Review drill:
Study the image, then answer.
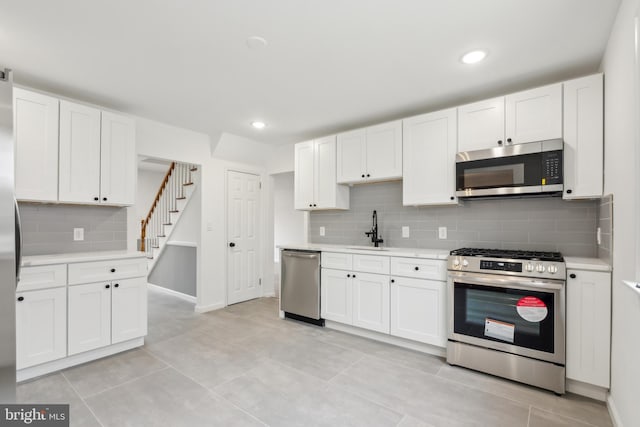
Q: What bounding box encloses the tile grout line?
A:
[138,347,269,427]
[60,371,107,427]
[529,405,609,427]
[526,404,532,427]
[78,365,171,400]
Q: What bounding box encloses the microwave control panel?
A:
[541,150,562,185]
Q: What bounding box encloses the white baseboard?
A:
[18,337,144,382]
[147,283,196,303]
[324,320,446,358]
[194,302,225,313]
[607,394,623,427]
[566,379,608,401]
[262,291,276,298]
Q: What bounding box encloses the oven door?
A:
[448,271,565,365]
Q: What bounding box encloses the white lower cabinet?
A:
[16,287,67,369]
[68,282,112,355]
[352,272,390,333]
[390,277,446,346]
[566,269,611,388]
[321,268,353,324]
[112,278,148,344]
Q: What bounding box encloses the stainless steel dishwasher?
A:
[280,249,323,326]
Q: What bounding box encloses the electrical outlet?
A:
[319,226,326,236]
[402,226,410,238]
[438,226,447,239]
[73,228,84,241]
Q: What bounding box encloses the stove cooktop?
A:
[449,248,564,262]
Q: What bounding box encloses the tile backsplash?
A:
[309,181,598,257]
[18,203,127,256]
[597,194,613,264]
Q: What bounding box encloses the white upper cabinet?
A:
[337,120,402,184]
[458,84,562,152]
[294,136,349,211]
[402,108,458,205]
[100,111,136,205]
[13,88,60,202]
[563,74,603,199]
[457,97,505,152]
[59,100,102,204]
[505,83,562,144]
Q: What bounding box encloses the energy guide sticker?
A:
[516,296,548,322]
[484,318,515,343]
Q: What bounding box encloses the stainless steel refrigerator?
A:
[0,67,18,403]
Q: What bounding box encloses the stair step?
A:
[163,223,172,226]
[146,256,153,260]
[183,182,194,186]
[169,210,179,213]
[152,246,159,249]
[190,167,198,171]
[176,197,186,200]
[157,235,166,238]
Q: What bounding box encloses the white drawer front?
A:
[68,258,147,285]
[18,264,67,292]
[322,252,353,270]
[353,254,390,274]
[390,257,446,281]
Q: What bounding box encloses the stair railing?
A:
[140,162,196,258]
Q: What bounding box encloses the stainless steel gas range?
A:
[446,248,566,394]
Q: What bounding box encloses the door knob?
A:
[229,242,236,248]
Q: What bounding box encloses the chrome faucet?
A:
[365,210,384,247]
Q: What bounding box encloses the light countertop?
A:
[22,250,147,267]
[564,257,611,272]
[277,243,449,260]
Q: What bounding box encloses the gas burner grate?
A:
[450,248,564,262]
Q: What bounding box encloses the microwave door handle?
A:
[449,271,564,291]
[14,198,22,282]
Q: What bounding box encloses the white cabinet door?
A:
[390,277,446,347]
[100,111,136,205]
[16,287,67,369]
[563,74,603,199]
[566,269,611,388]
[13,88,60,202]
[458,97,505,152]
[365,120,402,182]
[315,136,338,208]
[112,277,148,344]
[402,108,458,205]
[321,268,352,324]
[336,129,367,183]
[294,140,316,210]
[352,272,389,333]
[59,101,102,204]
[68,282,111,355]
[505,83,562,144]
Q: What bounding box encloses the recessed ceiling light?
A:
[246,36,268,50]
[251,121,266,129]
[461,50,487,64]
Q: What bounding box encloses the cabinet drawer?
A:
[18,264,67,292]
[322,252,353,270]
[390,257,446,281]
[68,258,147,285]
[353,254,390,274]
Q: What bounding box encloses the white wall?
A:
[273,172,306,261]
[600,0,640,425]
[213,132,273,167]
[170,187,200,244]
[267,142,296,174]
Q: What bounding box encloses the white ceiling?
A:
[0,0,620,145]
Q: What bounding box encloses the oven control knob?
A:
[548,265,558,274]
[462,259,469,268]
[525,263,534,272]
[536,263,545,273]
[453,258,460,267]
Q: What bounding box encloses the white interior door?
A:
[227,171,261,305]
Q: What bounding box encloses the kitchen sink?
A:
[346,247,390,251]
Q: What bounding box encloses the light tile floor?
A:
[18,288,614,427]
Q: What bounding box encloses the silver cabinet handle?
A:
[14,198,22,282]
[283,252,319,259]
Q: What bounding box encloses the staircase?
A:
[141,161,198,272]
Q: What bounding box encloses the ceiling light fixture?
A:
[251,121,266,129]
[461,50,487,64]
[246,36,268,50]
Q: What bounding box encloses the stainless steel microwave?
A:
[455,139,563,198]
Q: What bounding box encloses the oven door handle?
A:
[448,271,564,291]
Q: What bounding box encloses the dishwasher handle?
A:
[282,251,319,259]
